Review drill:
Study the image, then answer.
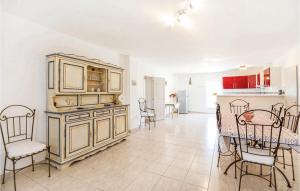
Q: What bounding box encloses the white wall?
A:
[273,45,300,105]
[175,73,222,113]
[130,58,175,128]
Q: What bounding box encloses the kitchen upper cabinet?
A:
[223,77,235,89]
[108,70,122,93]
[264,68,270,87]
[235,76,248,89]
[223,75,257,89]
[248,75,257,88]
[65,120,93,158]
[60,60,87,93]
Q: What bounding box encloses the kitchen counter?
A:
[45,104,129,114]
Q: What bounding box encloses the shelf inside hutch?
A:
[87,66,107,92]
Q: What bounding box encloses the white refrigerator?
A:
[177,90,188,114]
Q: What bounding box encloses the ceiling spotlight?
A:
[163,0,199,28]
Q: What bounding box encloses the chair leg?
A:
[273,166,277,191]
[282,149,286,169]
[238,161,244,191]
[12,158,16,191]
[148,117,151,131]
[2,155,7,184]
[139,117,142,128]
[289,149,295,181]
[48,146,51,178]
[234,148,237,179]
[31,155,35,172]
[217,146,221,167]
[269,166,272,187]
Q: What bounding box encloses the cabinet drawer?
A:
[114,107,127,114]
[93,109,113,117]
[65,112,91,122]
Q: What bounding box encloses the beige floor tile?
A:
[152,176,183,191]
[164,166,189,180]
[124,172,161,191]
[147,162,170,175]
[171,159,193,170]
[185,171,210,189]
[190,161,212,175]
[180,183,207,191]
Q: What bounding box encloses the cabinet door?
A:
[65,120,92,158]
[60,60,87,92]
[264,68,270,87]
[94,116,113,147]
[248,75,257,88]
[113,114,128,139]
[223,77,234,89]
[108,70,122,93]
[235,76,248,89]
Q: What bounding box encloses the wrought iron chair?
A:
[229,99,250,115]
[270,103,284,121]
[0,105,51,191]
[235,109,284,191]
[277,105,300,181]
[138,98,156,130]
[216,104,235,167]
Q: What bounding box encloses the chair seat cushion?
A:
[141,113,155,117]
[242,152,274,166]
[238,147,275,166]
[7,140,46,158]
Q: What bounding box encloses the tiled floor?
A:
[1,113,299,191]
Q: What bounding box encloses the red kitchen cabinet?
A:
[235,76,248,89]
[223,75,258,89]
[223,77,235,89]
[257,73,260,86]
[248,75,257,88]
[264,68,270,87]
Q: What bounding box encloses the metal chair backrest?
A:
[229,99,250,115]
[283,105,300,134]
[216,104,222,133]
[270,102,284,121]
[138,98,147,113]
[235,109,283,163]
[0,105,36,152]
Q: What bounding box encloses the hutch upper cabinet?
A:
[108,70,122,93]
[59,60,87,92]
[46,53,128,169]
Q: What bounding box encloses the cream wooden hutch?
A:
[46,53,129,169]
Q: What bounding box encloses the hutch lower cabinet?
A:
[46,53,129,169]
[47,106,128,169]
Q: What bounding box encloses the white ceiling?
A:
[2,0,299,73]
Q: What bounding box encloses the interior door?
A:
[59,60,87,93]
[153,77,165,120]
